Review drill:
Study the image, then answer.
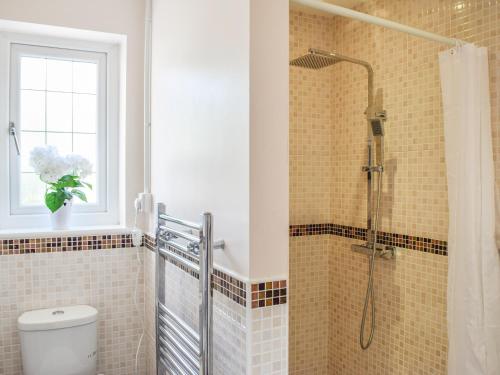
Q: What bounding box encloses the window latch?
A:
[9,122,21,156]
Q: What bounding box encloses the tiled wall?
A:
[289,9,336,226]
[0,247,145,375]
[289,236,330,374]
[144,248,157,375]
[290,0,499,374]
[329,236,447,375]
[250,304,288,375]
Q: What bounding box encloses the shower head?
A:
[290,48,342,69]
[370,118,384,137]
[290,48,373,73]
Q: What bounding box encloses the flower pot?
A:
[50,199,73,230]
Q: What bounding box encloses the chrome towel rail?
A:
[156,203,224,375]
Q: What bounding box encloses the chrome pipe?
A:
[158,322,200,358]
[158,302,200,344]
[200,212,213,375]
[366,142,373,243]
[158,247,200,273]
[159,225,201,244]
[159,214,202,231]
[159,333,200,372]
[155,203,166,375]
[158,351,183,375]
[160,339,198,375]
[157,234,198,256]
[164,239,190,254]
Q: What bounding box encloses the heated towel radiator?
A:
[155,203,223,375]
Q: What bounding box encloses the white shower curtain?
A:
[439,44,500,375]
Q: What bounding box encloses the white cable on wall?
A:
[143,0,153,194]
[132,202,144,375]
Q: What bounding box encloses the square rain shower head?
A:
[289,48,342,69]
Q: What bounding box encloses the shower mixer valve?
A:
[351,242,396,259]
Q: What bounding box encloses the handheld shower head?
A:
[370,118,384,137]
[369,111,387,137]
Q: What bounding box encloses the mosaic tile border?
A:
[289,223,448,256]
[213,269,247,307]
[251,280,287,309]
[0,232,287,308]
[144,234,248,307]
[0,234,133,255]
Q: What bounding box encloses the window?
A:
[0,32,120,229]
[10,44,106,212]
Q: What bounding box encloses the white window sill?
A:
[0,225,131,240]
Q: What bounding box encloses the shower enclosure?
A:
[287,1,472,373]
[291,48,394,350]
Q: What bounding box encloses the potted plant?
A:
[30,146,93,230]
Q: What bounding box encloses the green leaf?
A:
[82,181,93,190]
[58,175,83,188]
[71,189,87,202]
[63,190,73,201]
[45,191,66,213]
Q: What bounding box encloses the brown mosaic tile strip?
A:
[143,233,156,251]
[251,280,287,309]
[376,230,448,256]
[289,223,331,236]
[145,234,248,306]
[212,269,247,306]
[289,223,448,256]
[329,223,366,241]
[0,234,134,255]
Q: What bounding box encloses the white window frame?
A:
[0,32,120,229]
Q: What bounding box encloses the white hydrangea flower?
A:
[65,154,93,179]
[30,146,92,183]
[30,146,69,183]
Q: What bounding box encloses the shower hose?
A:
[360,167,383,350]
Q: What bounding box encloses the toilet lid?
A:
[18,305,98,331]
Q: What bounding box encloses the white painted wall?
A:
[0,0,145,227]
[151,0,250,277]
[249,0,289,281]
[151,0,288,280]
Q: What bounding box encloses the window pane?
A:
[12,46,107,214]
[20,57,46,90]
[73,133,97,170]
[73,94,97,133]
[20,90,45,131]
[20,173,45,206]
[74,173,96,204]
[46,59,72,92]
[20,131,45,172]
[47,132,72,156]
[73,62,97,94]
[46,92,72,132]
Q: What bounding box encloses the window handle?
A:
[9,122,21,156]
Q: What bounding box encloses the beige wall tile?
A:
[289,0,499,374]
[0,248,145,375]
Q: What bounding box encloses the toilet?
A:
[18,305,98,375]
